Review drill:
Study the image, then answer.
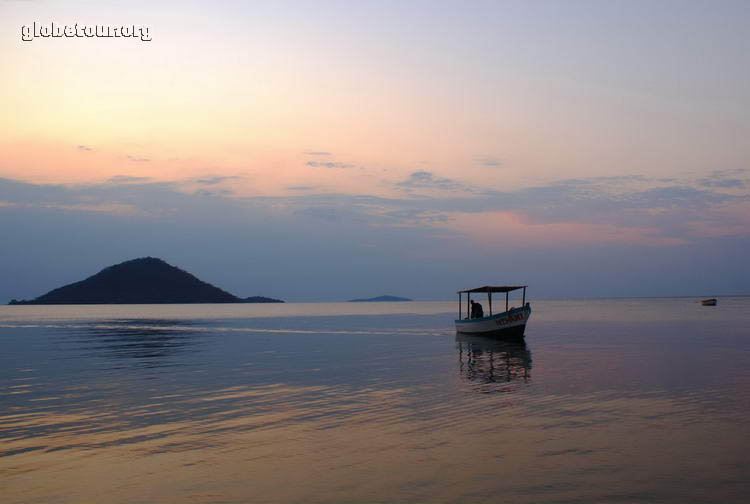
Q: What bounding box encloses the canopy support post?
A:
[458,292,461,319]
[488,290,492,316]
[506,292,509,312]
[523,287,526,306]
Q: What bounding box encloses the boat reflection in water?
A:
[456,333,532,387]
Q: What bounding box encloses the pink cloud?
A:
[445,211,689,248]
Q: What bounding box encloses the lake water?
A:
[2,298,749,503]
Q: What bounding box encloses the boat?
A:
[455,285,531,338]
[701,298,717,306]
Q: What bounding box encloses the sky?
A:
[1,0,749,302]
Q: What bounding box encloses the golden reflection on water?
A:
[4,385,748,503]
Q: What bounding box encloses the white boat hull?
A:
[455,305,531,337]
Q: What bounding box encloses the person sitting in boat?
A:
[470,300,484,319]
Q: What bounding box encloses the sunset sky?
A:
[1,0,749,301]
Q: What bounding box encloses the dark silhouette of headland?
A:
[8,257,284,305]
[348,295,412,302]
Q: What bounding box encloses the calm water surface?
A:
[2,299,749,503]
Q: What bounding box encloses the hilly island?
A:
[8,257,283,305]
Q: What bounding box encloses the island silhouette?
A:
[8,257,283,305]
[348,295,412,302]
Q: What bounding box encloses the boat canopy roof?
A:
[457,285,526,294]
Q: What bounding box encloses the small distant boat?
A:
[455,285,531,338]
[701,298,717,306]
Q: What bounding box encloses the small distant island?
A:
[8,257,284,305]
[348,295,412,303]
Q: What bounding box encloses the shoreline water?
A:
[2,297,749,503]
